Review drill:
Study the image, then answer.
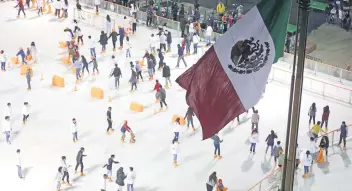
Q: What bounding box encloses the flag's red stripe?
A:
[176,47,246,140]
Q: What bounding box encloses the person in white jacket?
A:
[126,36,132,58]
[251,110,260,130]
[188,22,194,38]
[61,156,72,186]
[101,174,108,191]
[308,137,318,160]
[62,0,68,18]
[159,32,167,52]
[301,150,312,178]
[16,149,24,178]
[94,0,101,15]
[126,167,136,191]
[250,129,259,154]
[56,167,64,191]
[0,50,7,71]
[30,42,38,64]
[2,116,12,144]
[173,118,182,142]
[205,25,213,46]
[87,36,97,58]
[3,102,12,118]
[192,33,200,54]
[37,0,44,15]
[105,15,112,35]
[171,139,180,167]
[22,102,30,125]
[149,34,157,55]
[71,118,78,142]
[53,0,63,18]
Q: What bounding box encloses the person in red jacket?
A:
[15,0,26,18]
[153,80,161,102]
[321,105,330,131]
[120,120,135,143]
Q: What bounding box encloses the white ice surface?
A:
[0,2,351,191]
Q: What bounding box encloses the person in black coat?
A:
[180,18,187,37]
[162,63,171,88]
[110,64,122,89]
[150,53,157,74]
[98,30,108,53]
[184,106,195,130]
[108,29,119,52]
[319,135,329,156]
[81,55,89,76]
[157,49,164,70]
[115,167,127,190]
[74,147,86,176]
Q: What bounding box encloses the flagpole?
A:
[281,0,310,190]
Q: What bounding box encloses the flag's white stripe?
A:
[214,6,275,110]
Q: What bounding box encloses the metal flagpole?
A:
[281,0,311,190]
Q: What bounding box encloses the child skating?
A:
[22,102,30,125]
[120,120,135,143]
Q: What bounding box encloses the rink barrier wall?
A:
[52,75,65,87]
[74,7,117,31]
[248,125,352,191]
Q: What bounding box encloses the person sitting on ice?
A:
[120,120,135,143]
[16,48,26,64]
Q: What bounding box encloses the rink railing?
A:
[270,65,352,104]
[73,8,117,31]
[248,125,352,191]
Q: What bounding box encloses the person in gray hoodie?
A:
[129,64,138,91]
[184,107,195,131]
[25,67,31,90]
[211,134,223,159]
[115,167,127,191]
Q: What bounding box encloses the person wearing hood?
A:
[2,116,12,144]
[88,56,99,75]
[115,167,127,191]
[118,26,125,49]
[0,50,7,71]
[98,31,108,54]
[71,118,78,142]
[126,167,136,191]
[171,139,180,167]
[108,29,119,52]
[135,61,143,82]
[250,129,259,154]
[22,102,30,125]
[103,155,119,182]
[265,130,277,154]
[61,156,72,186]
[25,67,32,91]
[162,62,171,88]
[111,64,122,89]
[74,147,86,176]
[184,107,195,131]
[129,63,138,92]
[81,55,89,76]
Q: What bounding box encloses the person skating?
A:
[126,36,131,58]
[295,144,302,169]
[173,118,182,142]
[184,107,195,131]
[62,0,69,18]
[111,64,122,89]
[106,107,113,134]
[56,167,64,191]
[184,34,191,56]
[217,179,228,191]
[30,42,37,64]
[37,0,44,15]
[53,0,62,18]
[88,56,99,75]
[265,130,277,154]
[308,102,317,125]
[159,32,167,52]
[338,121,348,150]
[176,44,187,67]
[25,67,32,90]
[2,116,12,144]
[321,105,330,131]
[15,0,26,18]
[101,174,108,191]
[115,167,127,191]
[129,64,138,92]
[205,25,213,46]
[105,15,112,35]
[150,53,157,74]
[61,156,72,186]
[77,28,84,46]
[273,141,282,164]
[0,50,7,71]
[76,0,84,19]
[108,29,118,52]
[319,135,329,157]
[70,118,78,142]
[98,31,108,54]
[16,48,26,64]
[251,110,259,130]
[81,55,89,76]
[16,149,24,179]
[157,49,164,70]
[301,150,312,178]
[94,0,100,15]
[126,167,136,191]
[308,137,318,161]
[166,31,172,52]
[192,33,200,54]
[121,120,135,143]
[131,14,137,34]
[211,133,223,159]
[74,147,86,176]
[102,154,119,182]
[4,103,12,118]
[171,138,180,167]
[153,79,161,102]
[159,85,168,111]
[149,34,157,54]
[206,172,218,191]
[249,129,259,154]
[87,36,97,58]
[162,62,171,88]
[118,25,125,49]
[22,102,30,125]
[73,59,82,82]
[135,61,143,82]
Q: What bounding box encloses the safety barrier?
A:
[73,8,116,31]
[248,125,352,191]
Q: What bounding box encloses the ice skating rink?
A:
[0,2,351,191]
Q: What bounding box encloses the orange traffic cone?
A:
[316,148,325,163]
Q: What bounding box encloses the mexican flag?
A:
[176,0,291,140]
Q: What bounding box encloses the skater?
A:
[105,15,112,35]
[173,118,181,142]
[211,133,223,159]
[98,31,108,54]
[115,167,127,191]
[129,64,138,91]
[111,64,122,89]
[0,50,7,71]
[22,102,30,125]
[265,130,277,154]
[94,0,100,15]
[150,53,157,74]
[131,14,137,34]
[308,137,318,161]
[278,149,285,168]
[249,129,259,154]
[77,28,84,45]
[338,121,348,150]
[192,33,200,54]
[75,147,86,176]
[296,144,302,169]
[205,25,213,46]
[30,42,37,64]
[81,55,89,76]
[206,172,218,191]
[308,102,317,124]
[108,29,118,52]
[16,48,26,64]
[251,110,259,130]
[159,85,168,111]
[184,107,195,131]
[15,0,26,18]
[166,31,172,52]
[53,0,62,18]
[301,150,312,178]
[3,103,12,118]
[61,156,72,186]
[25,67,32,90]
[101,174,108,191]
[56,167,64,191]
[171,138,180,167]
[89,56,99,75]
[147,57,154,80]
[153,80,161,101]
[157,49,164,70]
[311,121,325,141]
[149,34,156,54]
[103,155,119,182]
[37,0,44,15]
[118,26,125,49]
[159,32,167,52]
[321,105,330,130]
[15,149,24,179]
[135,61,143,82]
[126,36,131,58]
[162,62,171,88]
[106,107,113,134]
[146,5,153,26]
[185,34,191,56]
[87,36,96,58]
[76,0,83,19]
[2,116,12,144]
[71,118,78,142]
[73,59,82,81]
[126,167,136,191]
[121,120,135,143]
[176,44,187,67]
[62,0,68,18]
[273,141,282,164]
[319,135,329,156]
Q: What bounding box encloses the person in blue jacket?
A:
[338,121,348,149]
[118,26,125,49]
[16,48,26,64]
[176,44,187,67]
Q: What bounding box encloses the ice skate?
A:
[192,127,196,132]
[74,170,78,174]
[173,162,179,167]
[66,183,72,186]
[61,180,66,184]
[155,99,160,103]
[108,178,113,182]
[80,172,85,176]
[113,48,116,52]
[165,106,168,110]
[106,131,110,135]
[214,154,217,158]
[165,84,169,89]
[96,12,99,16]
[73,139,76,143]
[159,107,163,112]
[109,128,114,133]
[218,155,222,159]
[120,137,125,142]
